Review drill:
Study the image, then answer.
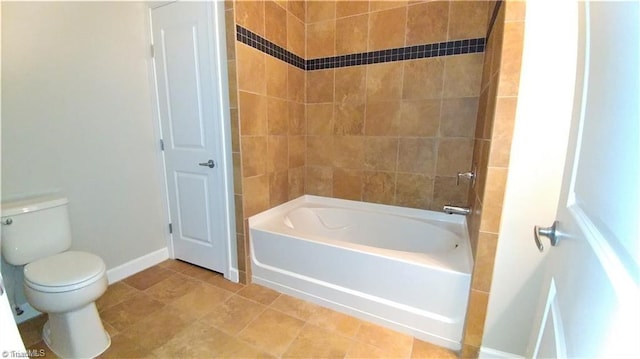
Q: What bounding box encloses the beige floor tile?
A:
[100,333,149,359]
[345,340,392,358]
[200,294,267,335]
[143,272,201,304]
[17,314,47,347]
[411,338,458,358]
[118,305,191,352]
[167,282,233,319]
[283,323,353,358]
[355,322,414,358]
[102,320,119,337]
[96,281,140,312]
[237,283,281,305]
[199,271,246,292]
[238,308,305,356]
[157,258,196,272]
[307,306,364,338]
[27,340,59,358]
[123,265,174,290]
[270,294,325,321]
[100,293,165,332]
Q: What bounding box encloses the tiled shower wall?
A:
[461,1,526,357]
[226,1,307,283]
[304,1,489,211]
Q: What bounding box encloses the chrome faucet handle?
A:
[456,171,476,186]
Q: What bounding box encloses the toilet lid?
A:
[24,251,106,290]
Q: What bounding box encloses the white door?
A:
[529,1,640,357]
[151,2,228,273]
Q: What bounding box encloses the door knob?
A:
[198,159,215,168]
[534,221,559,252]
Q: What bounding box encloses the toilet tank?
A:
[1,195,72,266]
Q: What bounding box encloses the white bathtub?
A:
[249,195,472,350]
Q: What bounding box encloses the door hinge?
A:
[160,139,165,151]
[168,223,173,234]
[150,44,155,58]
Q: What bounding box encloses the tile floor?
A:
[18,259,458,358]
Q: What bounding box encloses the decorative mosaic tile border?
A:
[236,25,485,72]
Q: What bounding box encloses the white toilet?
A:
[1,195,110,358]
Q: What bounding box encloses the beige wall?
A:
[305,1,489,211]
[461,1,526,357]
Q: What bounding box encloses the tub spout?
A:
[443,205,471,215]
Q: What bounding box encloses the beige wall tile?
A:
[364,137,399,171]
[234,194,243,233]
[368,7,407,51]
[235,1,265,37]
[227,60,238,108]
[288,166,305,199]
[505,0,526,22]
[370,0,408,12]
[448,1,489,40]
[333,135,365,169]
[333,168,363,200]
[443,53,484,98]
[307,69,335,103]
[242,175,269,217]
[488,97,517,167]
[479,167,508,233]
[336,14,369,55]
[336,0,369,18]
[287,0,306,22]
[362,171,396,204]
[230,108,240,152]
[239,91,267,136]
[225,9,236,61]
[288,101,306,135]
[397,137,437,175]
[440,97,479,138]
[472,231,498,292]
[306,165,333,196]
[490,6,506,77]
[334,102,365,135]
[436,138,474,177]
[396,99,440,137]
[288,65,305,103]
[307,136,334,167]
[241,136,267,177]
[287,12,305,57]
[366,62,403,101]
[335,66,367,104]
[463,290,489,347]
[395,173,434,209]
[269,170,289,207]
[406,1,449,45]
[307,20,336,59]
[498,21,525,96]
[403,58,444,100]
[307,1,336,23]
[432,176,469,211]
[365,101,401,136]
[236,44,266,94]
[267,135,288,172]
[265,0,287,47]
[266,55,288,99]
[307,103,335,135]
[267,97,289,135]
[289,135,306,168]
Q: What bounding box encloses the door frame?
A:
[145,1,238,282]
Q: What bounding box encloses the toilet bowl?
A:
[1,196,111,358]
[23,251,110,358]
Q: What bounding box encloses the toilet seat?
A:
[24,251,106,293]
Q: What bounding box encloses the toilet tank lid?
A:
[1,195,68,217]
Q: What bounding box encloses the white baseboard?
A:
[106,247,169,284]
[225,267,239,283]
[479,346,524,359]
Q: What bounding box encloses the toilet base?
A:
[43,302,110,358]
